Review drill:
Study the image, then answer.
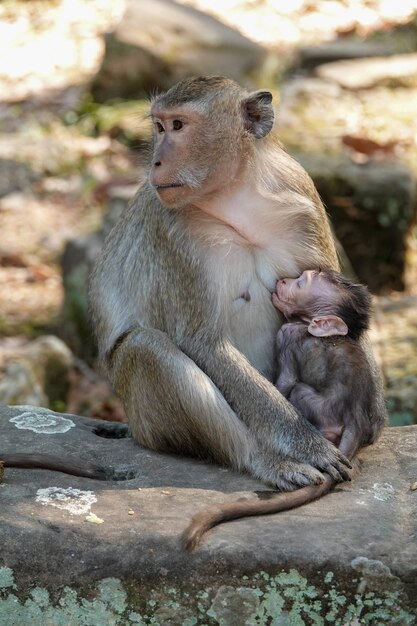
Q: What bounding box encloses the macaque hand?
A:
[290,428,352,483]
[250,449,326,491]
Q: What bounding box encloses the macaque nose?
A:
[154,160,162,167]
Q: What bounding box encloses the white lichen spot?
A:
[36,487,97,515]
[371,482,395,501]
[0,567,16,590]
[10,407,75,434]
[351,556,393,577]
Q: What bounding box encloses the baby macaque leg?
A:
[288,382,342,446]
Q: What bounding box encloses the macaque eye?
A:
[172,119,183,131]
[155,122,164,133]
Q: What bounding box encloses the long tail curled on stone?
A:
[1,453,109,480]
[182,439,359,552]
[181,475,335,552]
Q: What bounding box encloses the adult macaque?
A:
[182,269,386,550]
[89,76,385,541]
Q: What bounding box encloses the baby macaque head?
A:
[272,269,371,339]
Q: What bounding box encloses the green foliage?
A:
[63,93,150,148]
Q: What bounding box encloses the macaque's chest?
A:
[201,228,303,380]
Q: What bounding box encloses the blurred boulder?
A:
[298,41,391,71]
[60,232,103,361]
[316,53,417,89]
[0,335,126,420]
[0,335,72,408]
[373,294,417,426]
[60,184,137,360]
[0,158,40,197]
[92,0,266,100]
[295,153,416,293]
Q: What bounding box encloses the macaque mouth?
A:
[156,183,184,190]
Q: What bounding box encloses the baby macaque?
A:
[181,268,386,551]
[182,270,386,551]
[272,268,380,458]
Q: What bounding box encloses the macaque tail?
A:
[181,475,334,552]
[1,453,109,480]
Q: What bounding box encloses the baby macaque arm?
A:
[275,323,305,397]
[288,382,324,420]
[276,365,297,398]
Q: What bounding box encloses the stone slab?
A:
[1,404,416,624]
[93,0,266,100]
[316,53,417,89]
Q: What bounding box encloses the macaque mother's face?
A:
[272,270,337,319]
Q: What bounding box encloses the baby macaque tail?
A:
[181,475,335,552]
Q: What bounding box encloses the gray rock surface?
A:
[1,404,416,624]
[0,336,72,407]
[92,0,266,100]
[374,294,417,426]
[295,154,416,293]
[298,41,391,70]
[60,184,138,359]
[0,158,40,197]
[316,52,417,89]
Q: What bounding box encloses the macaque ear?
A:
[308,315,348,338]
[242,91,274,138]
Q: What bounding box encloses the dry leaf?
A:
[85,512,104,524]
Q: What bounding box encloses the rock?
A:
[60,232,103,360]
[60,184,137,360]
[0,336,72,408]
[0,158,41,197]
[0,336,124,420]
[373,294,417,425]
[92,0,266,101]
[0,404,416,623]
[294,154,416,293]
[316,52,417,89]
[298,41,391,71]
[0,0,122,104]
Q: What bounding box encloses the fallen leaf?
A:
[85,512,104,524]
[342,134,404,156]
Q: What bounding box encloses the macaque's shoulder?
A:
[277,322,311,351]
[278,322,309,340]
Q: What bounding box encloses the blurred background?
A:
[0,0,416,427]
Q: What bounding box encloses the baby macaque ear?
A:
[242,91,274,138]
[308,315,348,337]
